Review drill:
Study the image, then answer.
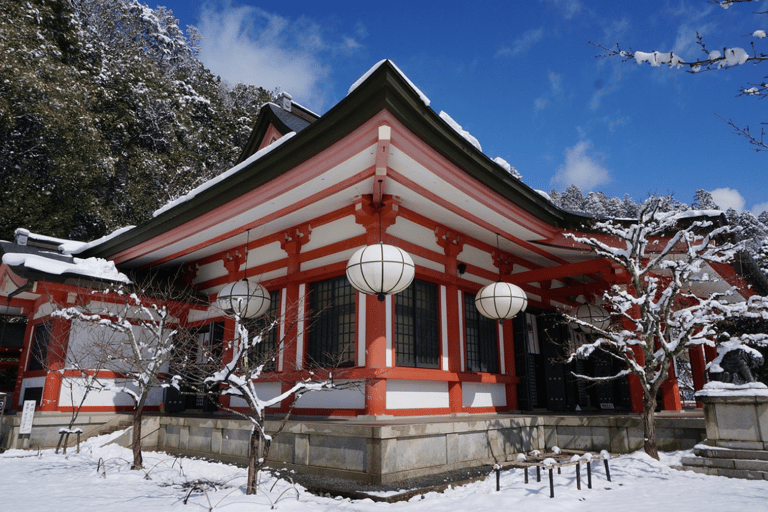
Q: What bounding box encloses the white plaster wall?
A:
[33,302,56,319]
[56,378,161,408]
[229,381,283,408]
[187,306,220,324]
[194,259,227,287]
[386,379,449,409]
[462,382,506,408]
[301,217,363,253]
[66,320,170,374]
[295,380,366,409]
[301,251,352,272]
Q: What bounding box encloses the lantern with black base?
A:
[570,303,610,334]
[215,230,271,319]
[475,281,528,323]
[216,279,271,319]
[346,243,415,301]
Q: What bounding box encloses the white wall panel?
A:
[462,382,506,408]
[386,379,449,409]
[295,380,366,409]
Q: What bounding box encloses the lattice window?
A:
[243,289,281,371]
[464,292,499,373]
[395,279,440,368]
[308,276,356,366]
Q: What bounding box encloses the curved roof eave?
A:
[83,60,589,261]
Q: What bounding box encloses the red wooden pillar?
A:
[40,292,72,412]
[493,249,518,412]
[660,362,682,411]
[436,228,464,413]
[689,345,706,408]
[364,294,388,416]
[216,316,237,410]
[354,194,400,416]
[503,320,518,410]
[627,345,645,413]
[704,345,718,367]
[277,226,310,414]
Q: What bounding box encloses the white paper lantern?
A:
[216,279,271,319]
[571,303,611,333]
[346,243,415,300]
[475,282,528,322]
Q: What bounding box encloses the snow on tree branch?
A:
[562,196,768,459]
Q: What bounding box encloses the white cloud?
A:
[710,187,746,212]
[548,71,563,96]
[540,0,583,19]
[534,72,563,112]
[551,140,612,191]
[666,2,716,60]
[496,28,545,58]
[195,2,363,110]
[752,201,768,216]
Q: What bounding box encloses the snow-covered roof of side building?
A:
[0,230,130,285]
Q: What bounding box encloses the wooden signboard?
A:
[19,400,36,435]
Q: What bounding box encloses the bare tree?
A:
[50,273,202,469]
[564,198,768,459]
[41,322,112,454]
[176,300,353,495]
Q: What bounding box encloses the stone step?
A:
[684,455,768,471]
[681,462,768,481]
[694,445,768,461]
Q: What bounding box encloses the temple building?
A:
[0,60,758,420]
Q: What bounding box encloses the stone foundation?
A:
[155,412,703,484]
[1,411,705,484]
[682,384,768,480]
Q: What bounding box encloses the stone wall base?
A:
[1,412,705,484]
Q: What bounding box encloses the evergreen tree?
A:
[692,189,720,210]
[583,191,608,216]
[548,189,562,208]
[559,184,585,212]
[0,0,273,242]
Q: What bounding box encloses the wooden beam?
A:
[507,258,613,285]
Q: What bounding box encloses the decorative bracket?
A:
[223,249,245,279]
[435,227,464,259]
[281,224,313,256]
[353,194,401,243]
[493,249,515,276]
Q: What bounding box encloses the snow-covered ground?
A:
[0,432,765,512]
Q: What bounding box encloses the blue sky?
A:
[156,0,768,215]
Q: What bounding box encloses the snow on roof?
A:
[493,157,522,179]
[347,59,431,107]
[672,209,723,219]
[15,228,76,248]
[439,111,481,152]
[152,132,296,218]
[2,252,130,283]
[65,225,136,255]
